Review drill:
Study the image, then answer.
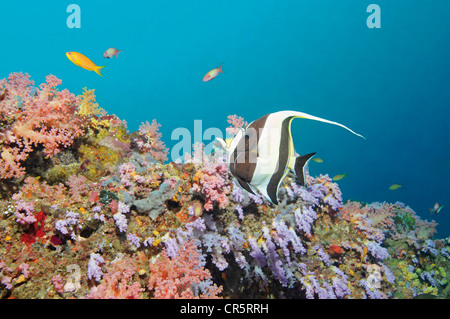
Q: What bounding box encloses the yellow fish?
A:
[332,174,346,181]
[312,158,324,163]
[66,52,105,77]
[361,245,368,262]
[389,184,403,190]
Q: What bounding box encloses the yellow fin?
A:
[94,66,105,77]
[224,138,233,148]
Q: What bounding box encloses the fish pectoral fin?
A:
[294,152,316,186]
[234,176,255,195]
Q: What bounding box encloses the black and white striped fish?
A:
[216,110,365,205]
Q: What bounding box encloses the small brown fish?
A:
[0,89,7,102]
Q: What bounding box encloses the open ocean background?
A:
[1,0,449,237]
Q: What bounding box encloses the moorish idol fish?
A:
[216,110,365,205]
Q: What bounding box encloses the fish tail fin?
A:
[218,63,224,73]
[294,152,316,186]
[95,66,106,77]
[286,111,366,140]
[114,50,122,58]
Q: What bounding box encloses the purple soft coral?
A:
[14,200,36,225]
[87,253,104,282]
[113,212,127,233]
[261,227,289,287]
[366,241,390,260]
[294,206,317,237]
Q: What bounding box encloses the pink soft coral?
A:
[148,240,222,299]
[193,162,230,211]
[87,256,144,299]
[226,114,247,136]
[0,73,85,179]
[190,144,230,211]
[136,119,169,162]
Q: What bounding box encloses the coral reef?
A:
[0,73,448,299]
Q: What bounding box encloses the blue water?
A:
[1,1,449,236]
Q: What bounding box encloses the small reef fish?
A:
[312,158,324,163]
[361,245,368,262]
[103,47,122,59]
[0,89,6,102]
[389,184,403,190]
[332,174,346,181]
[66,52,105,77]
[430,203,443,216]
[186,201,203,223]
[215,110,365,204]
[203,64,223,82]
[326,244,343,255]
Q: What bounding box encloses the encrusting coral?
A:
[0,73,448,299]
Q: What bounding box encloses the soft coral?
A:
[148,239,222,298]
[20,211,46,245]
[0,73,85,179]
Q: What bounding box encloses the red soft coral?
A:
[148,240,222,299]
[20,211,46,245]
